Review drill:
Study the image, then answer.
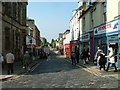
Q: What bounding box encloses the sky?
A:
[27,2,78,43]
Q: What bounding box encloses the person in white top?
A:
[105,48,117,72]
[6,51,15,74]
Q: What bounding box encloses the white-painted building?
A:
[63,30,71,45]
[70,9,81,41]
[107,0,120,22]
[63,30,71,56]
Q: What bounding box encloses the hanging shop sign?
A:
[26,36,36,45]
[94,19,119,35]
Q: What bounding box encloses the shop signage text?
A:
[80,33,90,41]
[94,19,119,35]
[98,24,111,31]
[108,36,118,43]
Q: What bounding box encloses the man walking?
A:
[81,49,88,65]
[95,46,102,68]
[71,52,76,65]
[75,50,79,64]
[6,51,15,75]
[23,51,32,72]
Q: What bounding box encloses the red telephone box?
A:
[65,43,71,58]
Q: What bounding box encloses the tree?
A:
[51,39,56,48]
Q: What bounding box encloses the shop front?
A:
[80,33,90,55]
[106,19,119,67]
[94,18,120,67]
[94,36,107,55]
[94,22,108,55]
[107,35,118,66]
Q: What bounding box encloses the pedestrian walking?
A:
[98,50,107,71]
[71,52,76,65]
[0,53,4,69]
[75,50,79,64]
[86,48,90,61]
[23,51,32,72]
[95,46,102,68]
[81,49,88,65]
[105,48,118,72]
[6,51,15,75]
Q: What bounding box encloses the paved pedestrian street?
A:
[1,51,119,88]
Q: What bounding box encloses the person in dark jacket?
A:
[86,48,90,61]
[98,50,106,71]
[75,50,79,64]
[81,49,88,65]
[71,52,76,65]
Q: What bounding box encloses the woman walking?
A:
[98,50,107,71]
[81,49,88,65]
[105,48,118,72]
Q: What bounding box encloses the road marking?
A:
[65,59,119,77]
[31,62,41,72]
[102,74,119,77]
[76,64,101,77]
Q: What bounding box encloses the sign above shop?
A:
[80,33,90,41]
[94,19,119,35]
[70,40,78,44]
[108,35,118,43]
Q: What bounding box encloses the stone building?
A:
[35,25,41,46]
[26,19,41,46]
[0,2,28,60]
[78,1,107,61]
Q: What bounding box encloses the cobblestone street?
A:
[1,51,119,88]
[1,1,120,90]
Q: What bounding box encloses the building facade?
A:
[70,0,120,67]
[63,30,71,58]
[26,19,41,56]
[26,19,41,46]
[0,2,27,60]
